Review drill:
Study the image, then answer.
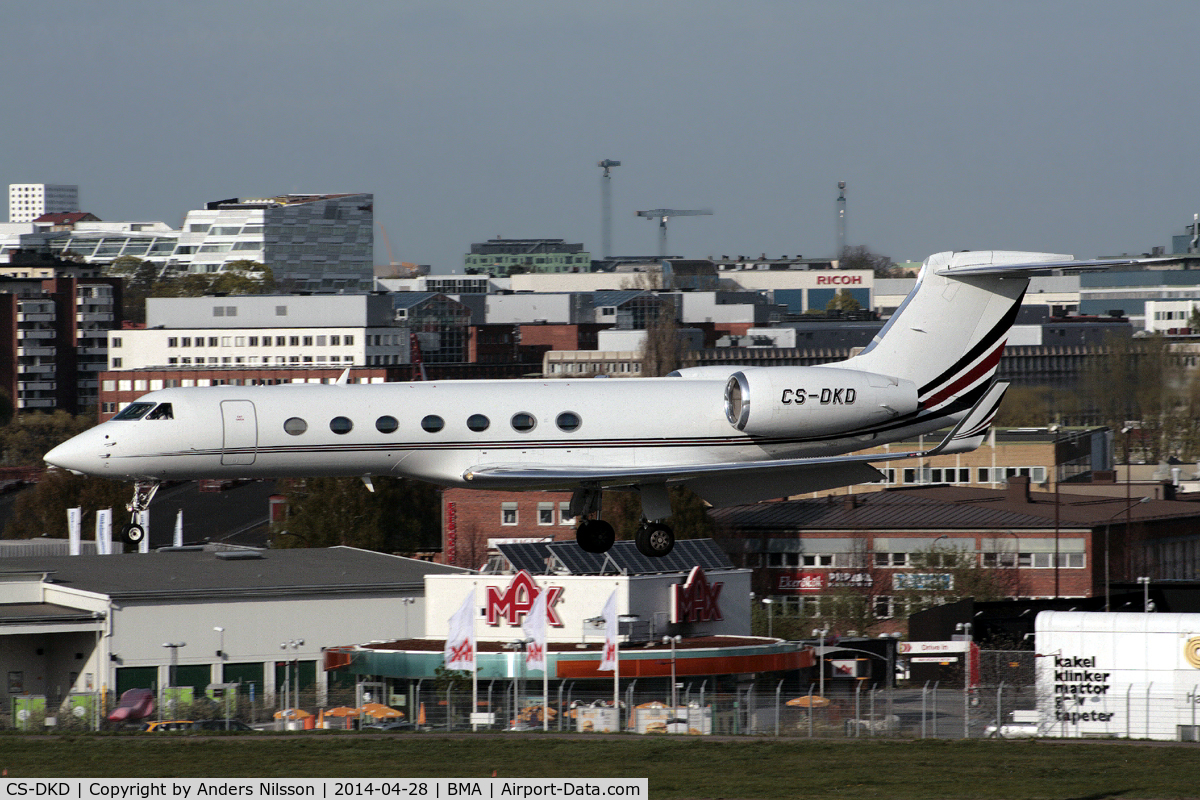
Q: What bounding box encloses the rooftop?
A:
[0,546,467,600]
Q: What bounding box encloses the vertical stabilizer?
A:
[842,251,1069,415]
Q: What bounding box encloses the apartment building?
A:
[8,184,79,223]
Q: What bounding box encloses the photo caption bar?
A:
[0,780,647,800]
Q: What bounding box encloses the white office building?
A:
[8,184,79,223]
[172,194,374,291]
[107,295,413,372]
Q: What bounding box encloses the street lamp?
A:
[955,622,971,739]
[161,642,186,719]
[1105,497,1150,611]
[662,636,681,709]
[762,598,775,639]
[812,628,830,700]
[281,639,304,713]
[1137,576,1153,612]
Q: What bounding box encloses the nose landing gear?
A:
[120,481,161,544]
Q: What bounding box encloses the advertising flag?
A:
[598,590,619,672]
[137,509,151,554]
[95,509,112,555]
[444,589,477,673]
[522,586,548,672]
[173,509,184,548]
[67,508,81,556]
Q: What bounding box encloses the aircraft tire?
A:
[122,523,145,544]
[636,522,674,558]
[576,519,615,553]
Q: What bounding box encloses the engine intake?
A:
[724,366,918,437]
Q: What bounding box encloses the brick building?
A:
[441,487,577,570]
[709,478,1200,634]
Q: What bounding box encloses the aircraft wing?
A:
[935,256,1164,277]
[463,382,1011,505]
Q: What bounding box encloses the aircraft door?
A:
[220,400,257,466]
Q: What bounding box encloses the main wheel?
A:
[576,519,616,553]
[636,522,675,558]
[121,523,145,544]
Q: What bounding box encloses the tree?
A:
[839,245,895,279]
[0,410,96,467]
[825,289,862,313]
[273,476,440,554]
[640,296,687,377]
[6,468,128,539]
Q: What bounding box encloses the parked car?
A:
[191,719,255,732]
[141,720,194,732]
[361,720,416,732]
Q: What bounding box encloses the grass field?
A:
[2,733,1199,799]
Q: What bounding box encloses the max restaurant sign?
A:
[482,567,725,629]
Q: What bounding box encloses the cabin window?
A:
[421,415,444,433]
[113,402,154,421]
[376,415,398,434]
[330,416,353,435]
[284,417,308,436]
[556,411,581,432]
[146,403,173,420]
[511,412,536,433]
[467,414,490,432]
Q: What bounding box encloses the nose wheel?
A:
[122,481,161,544]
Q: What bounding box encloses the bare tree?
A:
[839,245,895,278]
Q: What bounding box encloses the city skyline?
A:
[2,1,1198,272]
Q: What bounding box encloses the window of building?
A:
[559,502,574,526]
[111,337,122,348]
[168,337,178,348]
[276,306,287,316]
[111,358,122,368]
[501,503,518,526]
[344,335,354,346]
[331,335,340,346]
[538,503,554,526]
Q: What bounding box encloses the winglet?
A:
[923,381,1009,457]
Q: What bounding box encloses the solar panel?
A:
[543,538,735,576]
[496,542,552,574]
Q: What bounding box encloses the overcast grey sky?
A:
[4,1,1197,271]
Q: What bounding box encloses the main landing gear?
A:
[120,481,161,544]
[569,485,676,559]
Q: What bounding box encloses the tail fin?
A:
[843,251,1069,416]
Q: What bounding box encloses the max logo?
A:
[672,566,723,623]
[486,570,563,627]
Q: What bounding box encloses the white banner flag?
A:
[67,508,81,555]
[95,509,112,555]
[444,589,476,673]
[173,509,184,548]
[137,509,151,553]
[522,586,548,672]
[598,590,619,672]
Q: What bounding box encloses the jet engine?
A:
[724,366,918,437]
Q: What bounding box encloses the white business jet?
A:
[44,251,1133,557]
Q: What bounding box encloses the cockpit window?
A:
[146,403,173,420]
[113,402,155,421]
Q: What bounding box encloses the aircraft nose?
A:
[44,433,102,475]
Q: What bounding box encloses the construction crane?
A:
[635,208,712,259]
[598,159,620,260]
